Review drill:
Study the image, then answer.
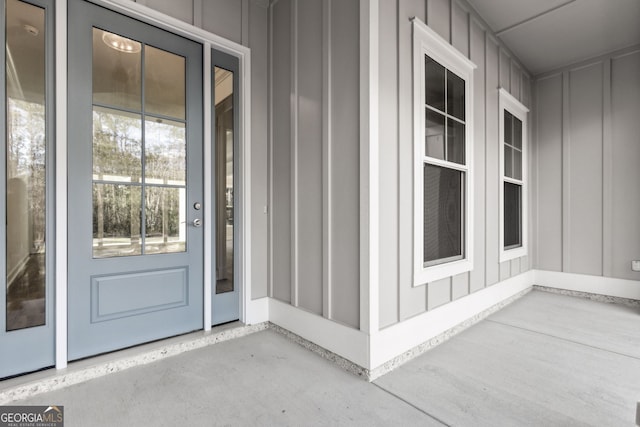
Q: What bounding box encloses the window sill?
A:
[499,246,527,263]
[413,258,473,286]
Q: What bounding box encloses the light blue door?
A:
[67,0,204,360]
[0,0,55,379]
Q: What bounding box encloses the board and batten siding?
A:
[534,46,640,282]
[131,0,271,300]
[378,0,533,328]
[268,0,361,328]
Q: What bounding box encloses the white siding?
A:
[268,0,361,329]
[378,0,533,328]
[535,47,640,282]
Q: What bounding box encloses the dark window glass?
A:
[424,164,464,264]
[505,146,513,178]
[425,110,445,160]
[513,116,522,150]
[425,55,445,112]
[504,111,513,145]
[504,110,523,180]
[513,149,522,180]
[447,119,465,165]
[447,71,465,121]
[504,182,521,248]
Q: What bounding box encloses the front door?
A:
[67,0,204,360]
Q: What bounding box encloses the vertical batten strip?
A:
[358,0,380,336]
[56,0,69,370]
[322,0,332,319]
[241,0,250,46]
[448,0,453,44]
[483,31,489,289]
[193,0,203,28]
[602,58,613,277]
[394,0,401,322]
[290,0,299,306]
[561,71,571,272]
[532,79,539,270]
[267,3,274,298]
[242,48,253,322]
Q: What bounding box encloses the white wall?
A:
[534,46,640,282]
[268,0,361,329]
[378,0,533,329]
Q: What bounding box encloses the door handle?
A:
[193,218,202,227]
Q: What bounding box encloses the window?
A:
[412,18,476,285]
[499,88,528,262]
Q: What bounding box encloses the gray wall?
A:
[378,0,533,328]
[269,0,361,329]
[132,0,270,300]
[534,47,640,282]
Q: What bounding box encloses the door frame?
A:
[55,0,254,370]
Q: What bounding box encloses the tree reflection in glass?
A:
[6,0,47,331]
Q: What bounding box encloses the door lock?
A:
[193,202,202,210]
[193,218,202,227]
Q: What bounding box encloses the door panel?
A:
[68,0,203,360]
[0,0,55,379]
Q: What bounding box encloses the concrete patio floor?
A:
[8,290,640,426]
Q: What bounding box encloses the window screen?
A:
[424,164,464,264]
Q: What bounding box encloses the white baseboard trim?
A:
[268,298,369,368]
[369,270,534,372]
[245,297,269,325]
[534,270,640,301]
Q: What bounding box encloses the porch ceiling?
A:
[466,0,640,75]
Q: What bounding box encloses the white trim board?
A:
[370,270,534,369]
[245,297,269,325]
[268,298,369,368]
[55,0,69,371]
[534,270,640,300]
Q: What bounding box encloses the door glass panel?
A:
[144,186,186,254]
[93,184,142,258]
[6,0,46,331]
[92,28,141,110]
[145,118,185,185]
[145,45,185,120]
[215,67,234,294]
[91,27,188,258]
[93,107,142,182]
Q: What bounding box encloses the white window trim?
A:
[498,88,528,263]
[412,17,476,286]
